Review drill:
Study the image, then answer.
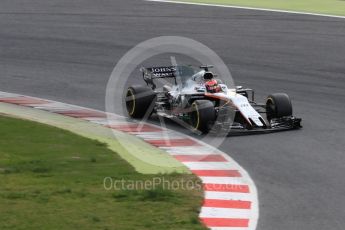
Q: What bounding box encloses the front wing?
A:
[226,116,302,136]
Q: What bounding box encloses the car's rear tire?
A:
[266,93,293,121]
[125,85,156,119]
[190,100,216,134]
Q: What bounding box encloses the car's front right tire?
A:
[266,93,293,121]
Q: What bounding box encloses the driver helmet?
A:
[204,72,221,93]
[203,72,214,80]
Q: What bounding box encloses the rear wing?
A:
[140,66,177,89]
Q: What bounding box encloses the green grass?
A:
[0,101,188,174]
[172,0,345,16]
[0,116,206,230]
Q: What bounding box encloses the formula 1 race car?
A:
[125,65,302,135]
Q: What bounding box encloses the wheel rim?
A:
[190,103,200,130]
[266,98,275,120]
[126,89,135,116]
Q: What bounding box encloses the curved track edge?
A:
[0,91,259,230]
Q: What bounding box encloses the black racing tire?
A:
[190,100,216,134]
[125,85,156,119]
[266,93,293,121]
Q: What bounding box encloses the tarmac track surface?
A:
[1,0,345,229]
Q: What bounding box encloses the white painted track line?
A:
[200,176,247,185]
[205,191,253,201]
[183,162,237,170]
[161,146,218,155]
[200,207,251,219]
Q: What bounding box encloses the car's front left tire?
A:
[190,100,216,134]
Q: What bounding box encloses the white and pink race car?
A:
[125,65,302,135]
